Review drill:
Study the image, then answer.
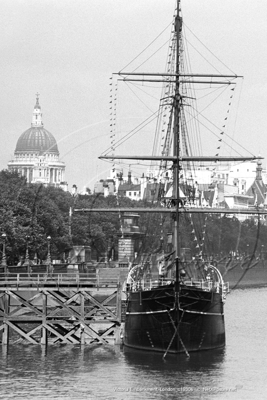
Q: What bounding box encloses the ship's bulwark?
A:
[124,284,225,354]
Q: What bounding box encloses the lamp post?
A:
[1,233,7,275]
[25,235,31,275]
[46,236,53,276]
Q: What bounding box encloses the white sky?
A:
[0,0,267,191]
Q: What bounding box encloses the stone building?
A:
[8,95,67,189]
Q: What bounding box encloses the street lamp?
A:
[46,236,53,276]
[24,235,31,275]
[47,236,51,263]
[1,233,7,275]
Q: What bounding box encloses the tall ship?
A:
[81,1,264,354]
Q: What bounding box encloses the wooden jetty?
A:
[0,268,128,346]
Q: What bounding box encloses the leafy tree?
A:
[0,170,73,264]
[1,168,267,265]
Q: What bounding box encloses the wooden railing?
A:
[0,272,122,289]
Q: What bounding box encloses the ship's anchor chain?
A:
[162,310,190,360]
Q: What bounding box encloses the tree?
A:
[0,170,73,263]
[1,168,267,264]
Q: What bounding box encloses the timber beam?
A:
[0,286,123,346]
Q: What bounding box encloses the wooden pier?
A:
[0,268,128,346]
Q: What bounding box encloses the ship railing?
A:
[127,278,230,295]
[222,281,230,300]
[184,279,230,294]
[128,279,212,292]
[128,279,172,291]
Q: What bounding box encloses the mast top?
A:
[176,0,182,33]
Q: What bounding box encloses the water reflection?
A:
[0,344,126,400]
[118,347,226,399]
[0,344,226,399]
[123,346,225,372]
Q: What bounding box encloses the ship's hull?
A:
[124,284,225,354]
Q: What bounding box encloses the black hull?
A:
[124,284,225,354]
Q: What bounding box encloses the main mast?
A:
[174,0,182,258]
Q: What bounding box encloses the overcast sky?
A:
[0,0,267,192]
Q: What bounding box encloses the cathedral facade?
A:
[8,95,66,189]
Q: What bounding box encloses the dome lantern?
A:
[31,92,43,127]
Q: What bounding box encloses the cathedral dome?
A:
[8,94,66,188]
[15,127,59,154]
[14,94,59,155]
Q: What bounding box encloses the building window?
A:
[134,192,136,196]
[129,192,131,196]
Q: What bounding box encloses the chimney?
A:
[128,170,132,185]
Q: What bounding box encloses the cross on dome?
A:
[34,92,41,110]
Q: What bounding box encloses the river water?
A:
[0,287,266,399]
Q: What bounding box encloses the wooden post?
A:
[2,343,8,358]
[115,283,122,345]
[2,292,10,345]
[41,291,47,345]
[80,292,85,345]
[41,345,47,358]
[116,283,122,322]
